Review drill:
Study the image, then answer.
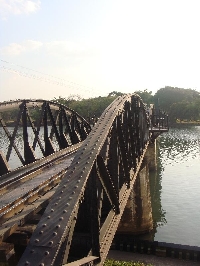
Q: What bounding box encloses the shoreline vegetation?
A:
[104,259,153,266]
[1,86,200,126]
[169,120,200,127]
[2,120,200,127]
[175,120,200,125]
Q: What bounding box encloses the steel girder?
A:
[0,99,91,176]
[17,94,151,266]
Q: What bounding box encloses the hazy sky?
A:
[1,0,200,101]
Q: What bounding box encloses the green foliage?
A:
[104,259,153,266]
[69,96,117,118]
[2,87,200,125]
[53,87,200,123]
[154,86,200,111]
[134,89,154,105]
[53,94,119,120]
[1,109,17,122]
[108,91,124,97]
[154,86,200,122]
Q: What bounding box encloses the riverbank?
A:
[107,250,199,266]
[172,121,200,126]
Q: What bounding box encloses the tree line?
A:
[1,87,200,124]
[135,86,200,123]
[54,87,200,124]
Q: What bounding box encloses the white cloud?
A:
[45,41,83,57]
[0,40,43,56]
[45,41,98,58]
[0,39,98,58]
[0,0,41,19]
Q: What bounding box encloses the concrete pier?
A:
[145,140,157,171]
[117,164,153,235]
[117,140,159,235]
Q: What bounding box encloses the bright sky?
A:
[0,0,200,101]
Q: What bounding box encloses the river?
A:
[149,125,200,247]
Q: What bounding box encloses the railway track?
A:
[0,143,82,264]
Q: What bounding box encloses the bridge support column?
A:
[117,164,153,235]
[145,140,157,171]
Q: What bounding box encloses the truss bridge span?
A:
[0,94,168,265]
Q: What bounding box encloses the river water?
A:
[149,125,200,247]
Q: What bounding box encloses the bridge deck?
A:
[0,154,74,219]
[0,145,82,255]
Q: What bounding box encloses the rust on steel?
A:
[17,94,165,266]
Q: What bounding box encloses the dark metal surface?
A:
[0,99,91,176]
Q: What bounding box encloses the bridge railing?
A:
[0,99,91,176]
[150,110,169,130]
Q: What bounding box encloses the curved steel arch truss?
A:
[0,99,91,176]
[18,94,151,266]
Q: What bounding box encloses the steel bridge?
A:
[0,94,168,266]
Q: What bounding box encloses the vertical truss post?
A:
[32,106,45,155]
[90,163,100,260]
[46,103,62,149]
[59,107,69,148]
[21,101,36,165]
[43,102,55,156]
[116,115,130,188]
[71,114,80,144]
[62,111,74,145]
[79,122,88,141]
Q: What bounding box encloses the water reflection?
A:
[149,169,167,228]
[159,126,200,165]
[149,126,200,246]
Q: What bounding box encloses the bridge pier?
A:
[117,163,153,235]
[144,140,157,171]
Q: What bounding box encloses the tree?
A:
[108,91,123,97]
[134,89,154,105]
[154,86,200,112]
[52,95,82,105]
